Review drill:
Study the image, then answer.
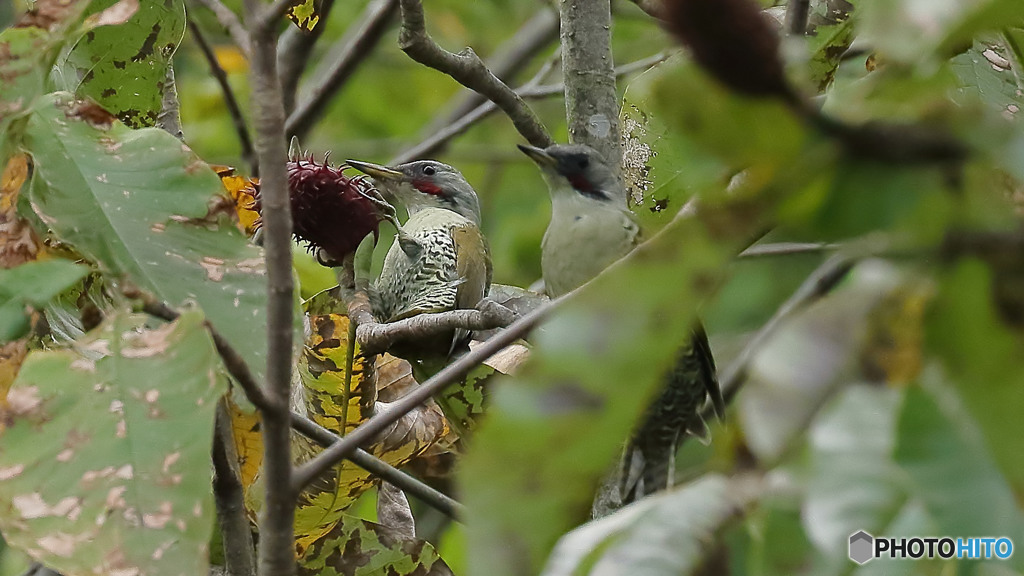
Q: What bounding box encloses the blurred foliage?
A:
[2,0,1024,574]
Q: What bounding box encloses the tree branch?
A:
[157,65,184,140]
[560,0,622,182]
[356,300,515,355]
[396,0,553,148]
[188,17,257,174]
[242,0,296,573]
[291,296,558,493]
[277,0,336,113]
[738,241,839,258]
[213,403,257,576]
[290,413,465,519]
[192,0,251,57]
[422,8,559,136]
[285,0,399,140]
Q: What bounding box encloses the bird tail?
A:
[619,323,721,505]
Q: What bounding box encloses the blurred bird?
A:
[347,159,492,364]
[519,143,725,503]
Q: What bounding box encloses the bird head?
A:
[347,159,481,225]
[517,144,620,204]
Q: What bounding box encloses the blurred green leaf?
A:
[925,259,1024,494]
[0,259,89,342]
[0,310,224,576]
[804,385,907,561]
[740,260,903,462]
[895,379,1023,544]
[540,475,759,576]
[53,0,185,128]
[23,92,273,380]
[859,0,1024,63]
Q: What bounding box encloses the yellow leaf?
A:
[1,154,46,268]
[213,164,260,236]
[286,0,320,31]
[861,281,932,385]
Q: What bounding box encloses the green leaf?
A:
[23,92,272,380]
[298,514,452,576]
[951,40,1024,118]
[53,0,185,128]
[0,259,89,342]
[805,11,856,93]
[540,475,758,576]
[0,310,225,576]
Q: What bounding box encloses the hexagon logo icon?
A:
[849,531,874,564]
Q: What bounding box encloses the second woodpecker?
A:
[347,158,491,365]
[519,143,725,504]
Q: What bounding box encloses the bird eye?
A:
[422,165,436,176]
[578,157,590,169]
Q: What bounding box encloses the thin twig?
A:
[423,8,559,135]
[285,0,399,140]
[738,242,840,258]
[278,0,337,113]
[290,413,465,519]
[397,0,553,148]
[291,296,559,493]
[192,0,251,57]
[188,17,257,174]
[392,52,668,164]
[213,402,257,576]
[242,0,296,572]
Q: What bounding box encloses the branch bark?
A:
[397,0,553,148]
[242,1,296,574]
[213,403,257,576]
[285,0,399,140]
[559,0,622,182]
[157,65,184,140]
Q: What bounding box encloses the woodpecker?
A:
[519,143,725,503]
[346,159,492,362]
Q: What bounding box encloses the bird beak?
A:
[347,159,405,181]
[517,144,557,168]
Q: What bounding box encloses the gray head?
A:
[347,158,482,225]
[518,144,621,203]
